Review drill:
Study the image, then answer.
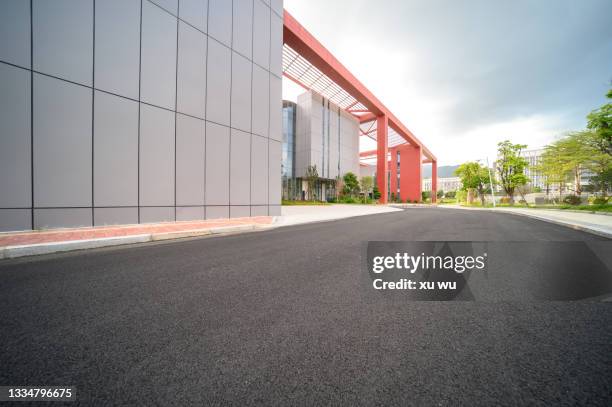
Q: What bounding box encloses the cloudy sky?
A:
[282,0,612,166]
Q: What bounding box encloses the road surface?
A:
[1,208,610,406]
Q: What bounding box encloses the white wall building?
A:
[295,91,360,180]
[423,177,462,193]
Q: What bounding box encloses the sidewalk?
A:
[440,205,612,238]
[0,217,273,259]
[277,204,402,226]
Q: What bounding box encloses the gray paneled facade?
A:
[295,91,360,181]
[0,0,283,231]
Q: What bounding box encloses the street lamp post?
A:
[486,157,496,208]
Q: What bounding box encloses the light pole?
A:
[486,157,496,208]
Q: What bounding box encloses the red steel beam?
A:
[283,10,436,161]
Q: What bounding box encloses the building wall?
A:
[422,177,462,192]
[294,91,359,180]
[0,0,283,231]
[359,165,376,179]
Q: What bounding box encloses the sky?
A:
[282,0,612,166]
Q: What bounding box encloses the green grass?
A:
[459,202,612,213]
[530,204,612,213]
[282,198,379,205]
[281,200,330,206]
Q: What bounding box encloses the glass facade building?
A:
[282,91,360,201]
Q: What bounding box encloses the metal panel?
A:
[140,0,177,110]
[270,0,283,17]
[252,0,270,69]
[95,0,141,100]
[0,63,31,208]
[270,12,283,77]
[176,114,205,205]
[177,21,206,118]
[94,207,138,226]
[206,205,229,219]
[150,0,178,15]
[250,134,268,205]
[232,0,253,59]
[34,208,92,229]
[269,73,282,141]
[205,121,230,205]
[230,205,250,218]
[179,0,208,32]
[33,74,92,207]
[94,91,139,207]
[250,205,267,216]
[176,206,204,221]
[140,206,175,223]
[230,129,251,205]
[231,52,251,132]
[139,104,175,206]
[0,209,31,232]
[251,64,269,137]
[0,0,31,68]
[206,39,231,125]
[268,139,281,204]
[207,0,232,47]
[33,0,93,85]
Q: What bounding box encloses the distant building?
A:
[423,177,462,193]
[360,164,376,179]
[494,148,594,194]
[520,149,546,190]
[282,91,360,200]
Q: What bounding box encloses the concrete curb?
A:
[438,206,612,239]
[0,224,274,260]
[0,234,152,259]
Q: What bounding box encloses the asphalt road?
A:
[1,208,611,406]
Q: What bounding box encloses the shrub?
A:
[339,196,357,204]
[445,191,456,199]
[518,199,527,205]
[563,195,581,206]
[456,190,467,202]
[593,196,609,205]
[499,197,512,204]
[372,185,381,200]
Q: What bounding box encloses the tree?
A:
[305,165,319,201]
[360,176,374,200]
[335,175,344,200]
[372,185,381,200]
[437,190,444,199]
[577,130,611,197]
[496,141,529,203]
[455,161,491,206]
[534,147,566,202]
[342,172,360,197]
[586,87,612,154]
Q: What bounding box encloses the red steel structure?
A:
[282,10,437,203]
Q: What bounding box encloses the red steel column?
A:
[389,147,398,200]
[431,161,438,203]
[399,145,422,202]
[376,115,389,203]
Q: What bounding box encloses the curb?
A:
[0,234,151,260]
[0,224,272,260]
[438,206,612,239]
